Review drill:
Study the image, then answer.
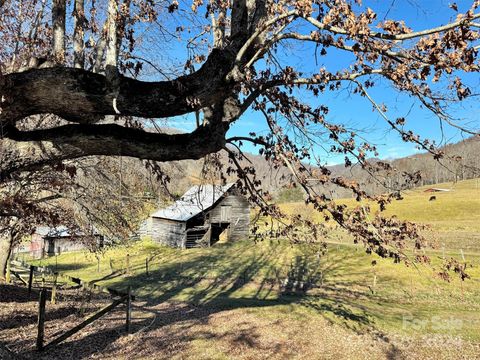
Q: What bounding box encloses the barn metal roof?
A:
[423,188,451,192]
[35,226,72,237]
[35,226,101,237]
[151,183,235,222]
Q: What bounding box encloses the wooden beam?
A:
[10,269,28,285]
[13,261,134,300]
[51,273,58,304]
[126,286,131,333]
[44,295,128,350]
[58,273,135,300]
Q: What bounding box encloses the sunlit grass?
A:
[31,236,480,341]
[279,178,480,251]
[27,178,480,343]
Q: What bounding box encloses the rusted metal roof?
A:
[424,188,451,193]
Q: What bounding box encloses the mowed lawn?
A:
[27,179,480,358]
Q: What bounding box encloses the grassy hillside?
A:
[31,239,480,339]
[281,178,480,252]
[25,179,480,358]
[379,179,480,229]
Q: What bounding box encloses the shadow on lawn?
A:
[7,243,400,359]
[87,243,389,328]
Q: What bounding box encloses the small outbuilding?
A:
[14,226,105,259]
[150,183,250,248]
[424,188,451,193]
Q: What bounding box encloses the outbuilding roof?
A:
[424,188,451,193]
[35,226,72,237]
[35,226,101,237]
[151,183,235,221]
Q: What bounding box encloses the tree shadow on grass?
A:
[108,244,391,328]
[7,242,407,359]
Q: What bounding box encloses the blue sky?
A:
[139,1,479,165]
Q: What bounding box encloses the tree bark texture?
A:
[52,0,66,63]
[73,0,85,69]
[0,234,12,279]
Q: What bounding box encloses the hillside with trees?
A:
[157,135,480,201]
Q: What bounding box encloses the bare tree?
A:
[52,0,66,63]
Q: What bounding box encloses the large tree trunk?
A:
[0,234,13,280]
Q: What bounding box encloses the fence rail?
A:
[9,259,134,300]
[42,292,131,351]
[8,259,134,352]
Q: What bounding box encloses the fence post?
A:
[126,254,130,274]
[79,286,89,317]
[145,257,149,276]
[51,273,58,304]
[37,289,47,351]
[126,286,132,333]
[28,265,34,295]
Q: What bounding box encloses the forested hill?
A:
[148,134,479,201]
[306,136,479,199]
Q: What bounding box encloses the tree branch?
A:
[304,12,480,41]
[0,49,236,124]
[0,123,229,178]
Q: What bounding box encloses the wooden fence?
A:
[37,287,132,351]
[8,260,134,351]
[9,260,134,300]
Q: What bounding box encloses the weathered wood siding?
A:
[208,194,250,241]
[45,238,88,255]
[44,235,103,255]
[138,218,152,238]
[151,218,186,248]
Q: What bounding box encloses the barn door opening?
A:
[46,238,55,255]
[210,223,230,245]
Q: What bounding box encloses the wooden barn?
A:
[150,183,250,248]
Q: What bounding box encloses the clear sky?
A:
[140,0,479,165]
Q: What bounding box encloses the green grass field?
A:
[30,239,480,339]
[27,178,480,356]
[282,178,480,252]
